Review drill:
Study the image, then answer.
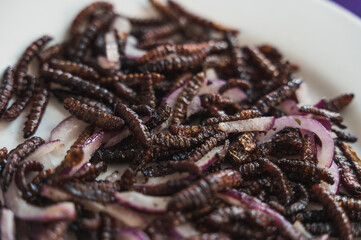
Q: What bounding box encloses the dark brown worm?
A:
[2,75,36,120]
[240,177,271,195]
[91,148,136,164]
[56,162,107,182]
[32,221,68,240]
[254,78,303,114]
[185,132,228,162]
[334,147,361,195]
[169,124,219,139]
[310,184,352,240]
[100,213,112,240]
[299,105,343,123]
[339,142,361,180]
[168,170,242,211]
[207,205,274,228]
[139,73,156,108]
[183,233,232,240]
[284,184,309,216]
[63,180,118,203]
[136,38,175,50]
[145,104,172,130]
[71,12,114,62]
[325,93,354,112]
[115,104,151,147]
[42,64,115,104]
[225,32,248,79]
[244,46,279,78]
[221,223,276,239]
[169,72,192,92]
[172,72,204,125]
[333,129,357,143]
[143,160,202,177]
[304,222,334,236]
[52,89,113,114]
[200,93,242,112]
[274,159,334,184]
[64,97,124,131]
[37,44,63,63]
[0,67,15,115]
[127,16,166,26]
[15,160,43,199]
[258,44,283,62]
[139,49,211,73]
[131,104,154,117]
[152,132,206,149]
[49,59,100,81]
[238,161,265,179]
[14,35,52,93]
[149,0,178,20]
[335,195,361,212]
[203,109,261,126]
[139,22,180,41]
[70,1,113,35]
[302,134,317,163]
[23,80,50,138]
[52,149,84,178]
[2,136,45,191]
[168,0,239,34]
[293,210,329,223]
[258,158,292,205]
[218,78,251,94]
[100,72,164,86]
[113,81,137,103]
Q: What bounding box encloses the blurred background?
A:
[332,0,361,17]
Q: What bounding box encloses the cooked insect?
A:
[0,67,15,115]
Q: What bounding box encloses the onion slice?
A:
[195,145,224,170]
[217,189,303,240]
[258,116,334,167]
[219,117,275,133]
[4,181,75,221]
[1,208,15,240]
[322,161,340,195]
[115,227,150,240]
[114,191,171,213]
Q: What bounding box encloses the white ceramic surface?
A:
[0,0,360,153]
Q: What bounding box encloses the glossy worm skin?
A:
[2,75,36,120]
[274,159,334,184]
[70,1,113,35]
[333,129,357,143]
[172,72,204,125]
[15,160,43,200]
[42,64,116,104]
[115,104,151,147]
[168,170,242,211]
[218,78,251,94]
[254,78,303,115]
[244,46,279,78]
[325,93,354,112]
[64,97,124,131]
[0,67,15,115]
[203,109,261,126]
[299,105,343,123]
[339,142,361,180]
[284,184,309,216]
[49,59,100,81]
[52,89,113,114]
[310,184,352,240]
[2,136,45,192]
[14,35,52,94]
[23,80,50,138]
[225,32,248,80]
[302,134,317,163]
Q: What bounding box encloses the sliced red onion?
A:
[170,223,200,239]
[292,220,313,239]
[5,181,75,221]
[187,96,201,118]
[125,35,146,59]
[114,191,171,213]
[219,117,275,133]
[67,131,104,175]
[322,161,340,195]
[312,117,332,131]
[105,31,120,63]
[21,140,64,164]
[314,98,326,109]
[1,208,15,240]
[195,145,224,170]
[41,186,149,228]
[204,68,218,79]
[98,56,119,70]
[49,116,88,148]
[217,189,303,240]
[258,116,334,168]
[104,128,130,148]
[222,88,247,103]
[115,227,150,240]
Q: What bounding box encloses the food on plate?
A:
[0,0,359,239]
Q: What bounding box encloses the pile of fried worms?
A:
[0,1,360,239]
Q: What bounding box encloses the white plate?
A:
[0,0,360,154]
